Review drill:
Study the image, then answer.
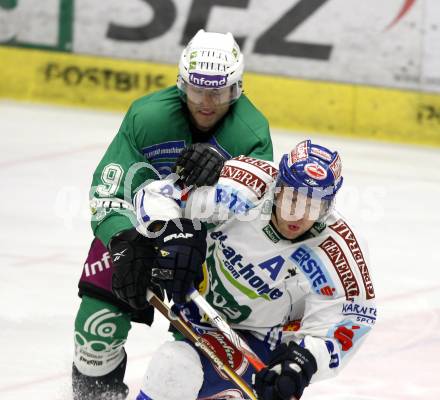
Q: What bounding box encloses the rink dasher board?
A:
[1,46,440,148]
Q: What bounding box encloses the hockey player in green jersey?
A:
[72,30,273,399]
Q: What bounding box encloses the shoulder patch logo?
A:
[220,165,267,198]
[319,237,360,301]
[233,155,278,179]
[329,220,375,300]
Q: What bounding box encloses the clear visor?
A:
[274,186,330,222]
[178,77,242,106]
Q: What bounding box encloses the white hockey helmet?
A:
[177,29,244,105]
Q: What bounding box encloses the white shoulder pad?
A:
[219,155,278,203]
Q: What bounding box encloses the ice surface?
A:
[0,100,439,399]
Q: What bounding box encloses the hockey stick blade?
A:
[146,289,258,400]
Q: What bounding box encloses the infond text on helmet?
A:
[189,73,227,88]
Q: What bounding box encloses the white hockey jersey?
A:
[134,155,377,382]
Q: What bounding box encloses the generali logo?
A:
[329,220,375,300]
[319,237,360,301]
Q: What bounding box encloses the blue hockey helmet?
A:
[277,140,343,201]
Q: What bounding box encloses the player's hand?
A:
[109,228,157,310]
[152,218,207,304]
[173,143,227,187]
[253,342,317,400]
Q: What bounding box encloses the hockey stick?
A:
[146,289,258,400]
[187,287,266,372]
[188,288,299,400]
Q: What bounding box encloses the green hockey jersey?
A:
[90,86,273,245]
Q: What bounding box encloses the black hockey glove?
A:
[173,143,228,187]
[253,342,317,400]
[152,218,207,304]
[109,228,157,310]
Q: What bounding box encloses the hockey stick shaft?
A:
[146,290,258,400]
[187,288,266,372]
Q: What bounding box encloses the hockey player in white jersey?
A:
[130,139,376,399]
